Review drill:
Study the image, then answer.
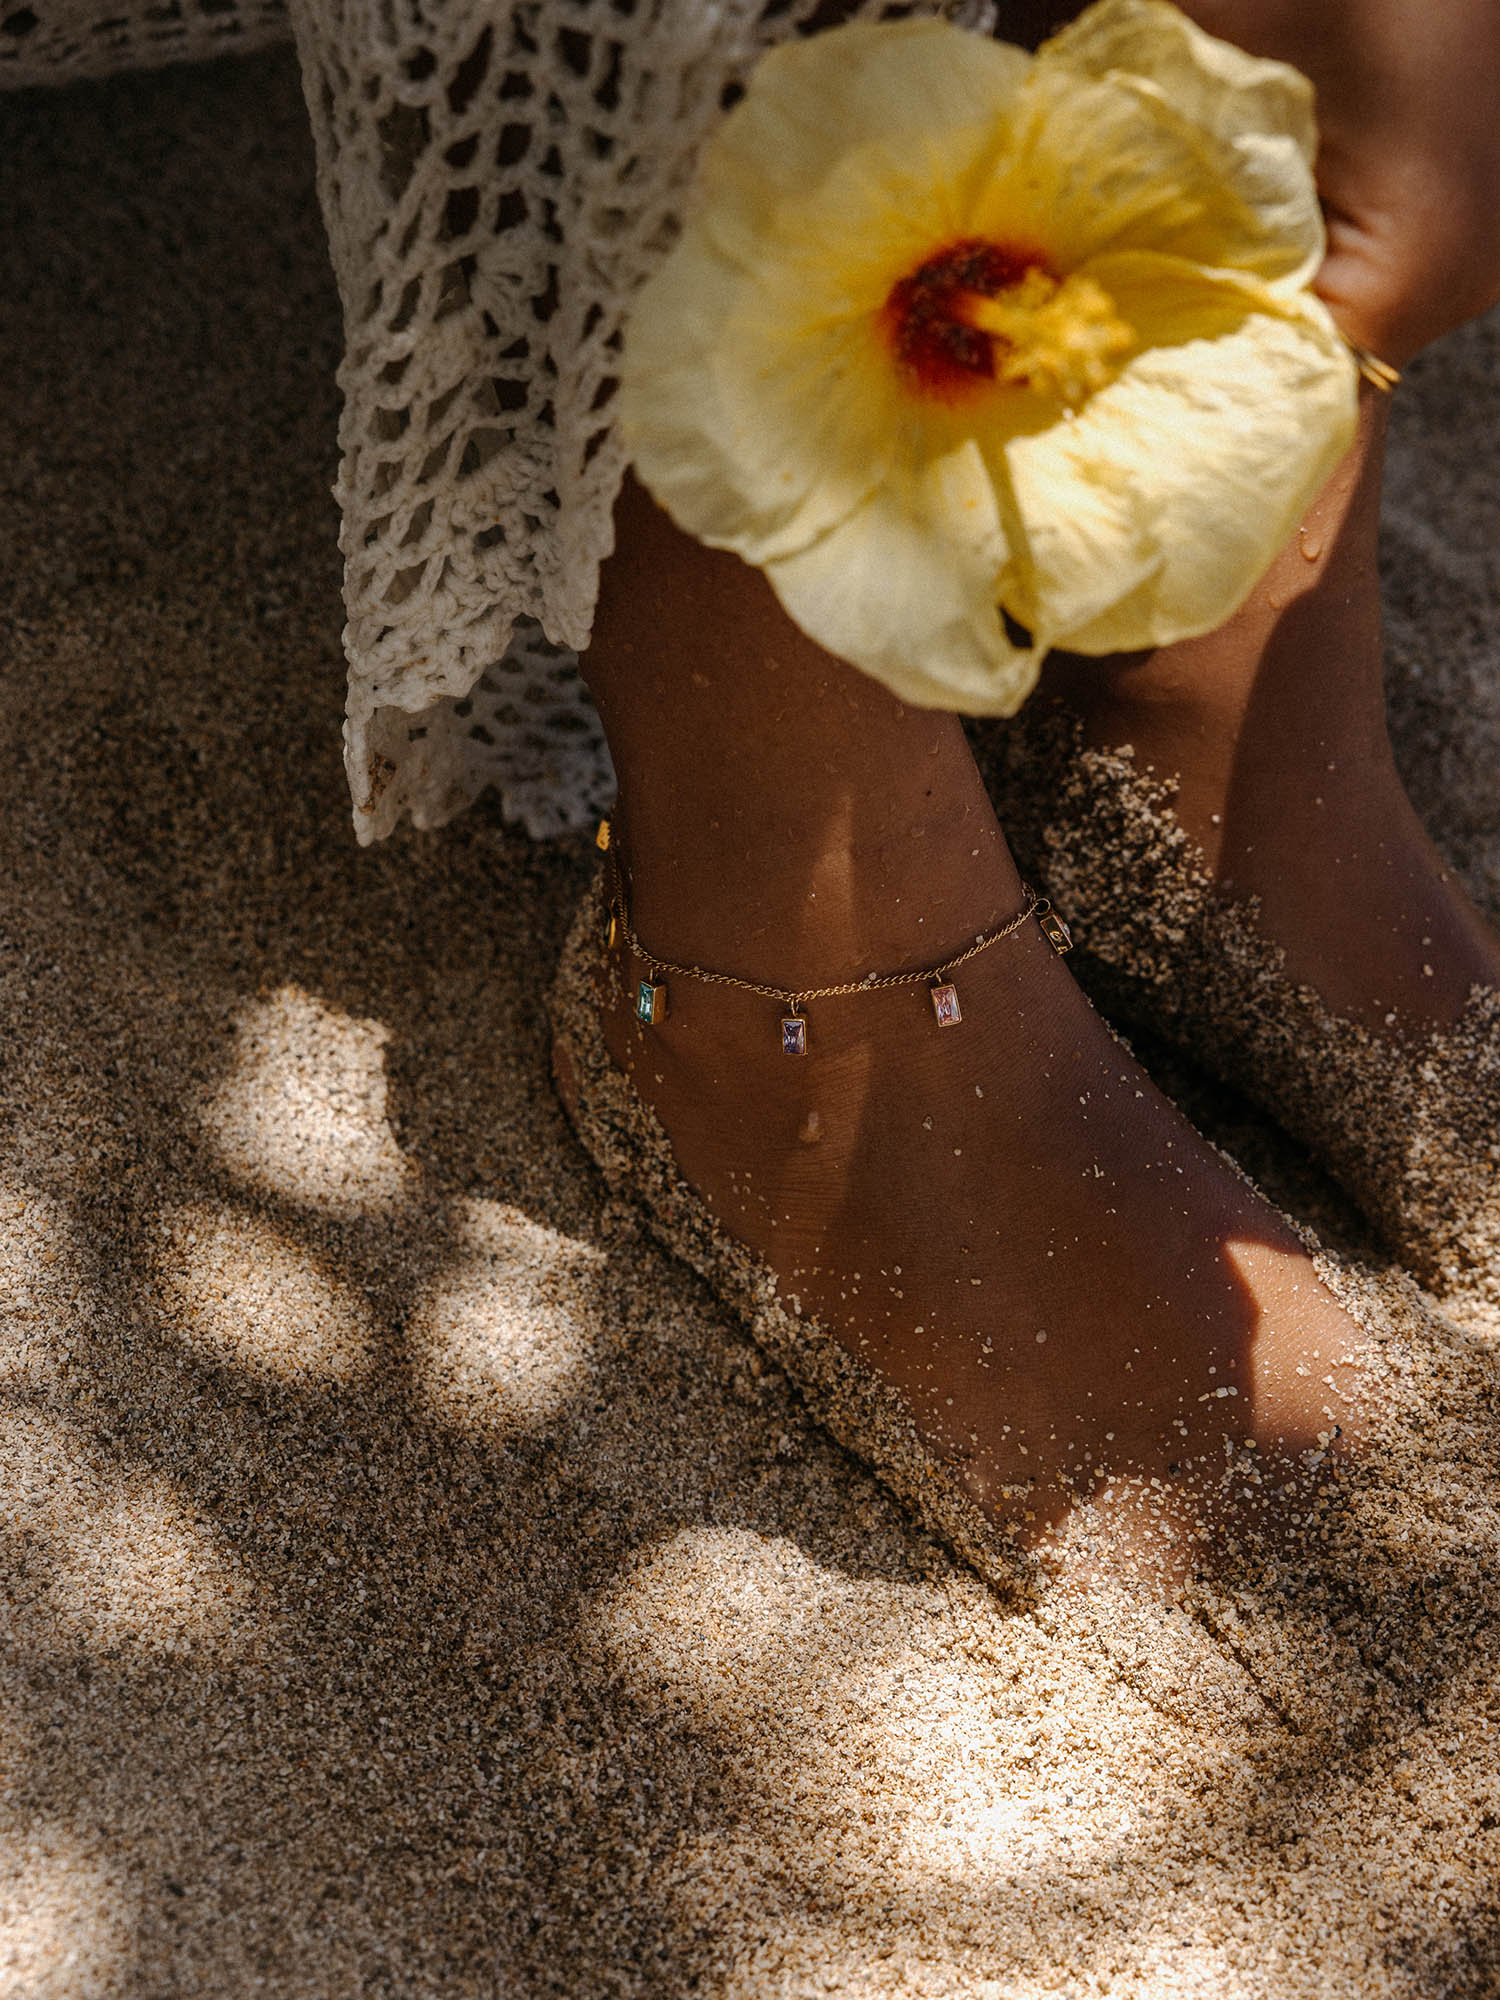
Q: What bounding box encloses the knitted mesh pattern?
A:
[0,0,289,86]
[286,0,994,841]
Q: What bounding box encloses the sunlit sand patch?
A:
[588,1527,1156,1835]
[156,1201,375,1384]
[589,1529,1202,1980]
[0,1836,133,2000]
[199,986,412,1215]
[0,1176,69,1390]
[406,1197,604,1436]
[586,1526,854,1695]
[0,1408,256,1656]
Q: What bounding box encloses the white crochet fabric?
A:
[0,0,289,85]
[287,0,993,841]
[9,0,991,839]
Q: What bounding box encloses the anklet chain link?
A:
[596,818,1071,1050]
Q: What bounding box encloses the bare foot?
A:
[594,812,1369,1580]
[1038,397,1500,1039]
[580,477,1370,1584]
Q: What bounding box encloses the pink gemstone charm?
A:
[930,982,962,1027]
[781,1014,808,1057]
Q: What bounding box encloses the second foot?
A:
[1034,398,1500,1042]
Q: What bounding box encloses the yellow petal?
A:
[1012,0,1328,290]
[988,428,1157,647]
[765,443,1040,715]
[621,225,893,564]
[1042,0,1318,172]
[1006,252,1357,654]
[699,20,1031,265]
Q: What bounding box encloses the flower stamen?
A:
[885,239,1135,407]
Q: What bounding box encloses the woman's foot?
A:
[580,480,1371,1580]
[1036,397,1500,1039]
[593,840,1369,1575]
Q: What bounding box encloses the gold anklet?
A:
[595,819,1071,1054]
[1347,343,1400,394]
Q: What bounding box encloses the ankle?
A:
[612,769,1025,995]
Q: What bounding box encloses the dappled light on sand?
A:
[583,1526,1156,1885]
[405,1197,604,1438]
[0,1839,134,2000]
[154,1203,377,1386]
[200,988,412,1216]
[1,1407,256,1657]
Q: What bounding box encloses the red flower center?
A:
[884,238,1055,400]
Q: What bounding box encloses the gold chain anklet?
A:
[595,818,1071,1054]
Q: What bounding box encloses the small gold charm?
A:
[1036,903,1072,955]
[930,982,962,1027]
[781,1014,808,1056]
[603,909,619,951]
[595,818,612,851]
[636,979,667,1025]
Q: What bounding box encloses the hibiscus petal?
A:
[988,424,1159,647]
[700,20,1031,260]
[988,44,1323,289]
[621,224,895,564]
[708,120,1003,307]
[765,443,1041,716]
[1009,252,1357,654]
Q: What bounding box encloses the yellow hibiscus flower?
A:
[619,0,1359,714]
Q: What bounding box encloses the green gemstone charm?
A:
[636,979,667,1025]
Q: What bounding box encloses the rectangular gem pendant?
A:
[636,979,667,1026]
[781,1014,807,1057]
[1037,908,1073,955]
[930,982,962,1027]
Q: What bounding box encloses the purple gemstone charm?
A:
[930,982,962,1027]
[781,1014,808,1057]
[636,980,667,1026]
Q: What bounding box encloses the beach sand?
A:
[2,49,1499,1999]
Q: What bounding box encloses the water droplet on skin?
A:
[797,1110,822,1145]
[1299,528,1323,561]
